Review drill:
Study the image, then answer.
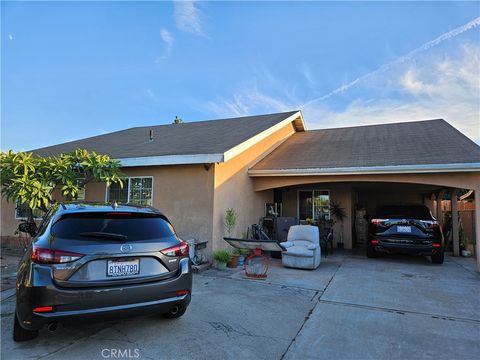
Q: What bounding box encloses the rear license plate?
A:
[107,259,140,277]
[397,226,412,233]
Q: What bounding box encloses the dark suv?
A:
[367,204,444,264]
[14,202,192,341]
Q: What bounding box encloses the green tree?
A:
[0,149,124,224]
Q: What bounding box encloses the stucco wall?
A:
[212,122,297,252]
[117,165,215,251]
[281,183,354,249]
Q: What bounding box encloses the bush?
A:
[213,250,231,263]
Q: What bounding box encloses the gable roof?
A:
[33,111,305,166]
[249,119,480,175]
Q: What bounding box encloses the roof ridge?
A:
[132,110,300,130]
[304,119,445,132]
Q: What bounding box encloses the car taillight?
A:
[32,306,54,313]
[371,219,387,226]
[432,243,441,248]
[371,239,379,245]
[31,246,84,264]
[161,242,189,257]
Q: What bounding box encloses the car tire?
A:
[431,251,444,264]
[366,244,377,258]
[13,312,38,342]
[163,303,187,319]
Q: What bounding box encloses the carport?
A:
[248,120,480,270]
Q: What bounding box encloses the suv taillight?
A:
[31,246,84,264]
[161,242,189,257]
[371,219,387,226]
[420,220,439,229]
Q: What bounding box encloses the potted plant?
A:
[213,250,231,270]
[235,248,251,267]
[330,201,347,249]
[224,208,238,237]
[228,250,239,268]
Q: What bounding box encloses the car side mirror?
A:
[18,222,38,237]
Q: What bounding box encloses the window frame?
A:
[15,199,44,221]
[297,189,330,221]
[105,176,154,205]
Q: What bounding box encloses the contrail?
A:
[300,17,480,108]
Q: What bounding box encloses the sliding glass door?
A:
[298,190,330,221]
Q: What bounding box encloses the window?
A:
[15,199,44,220]
[51,213,174,241]
[106,177,153,206]
[298,190,330,221]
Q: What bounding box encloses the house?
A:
[2,111,479,265]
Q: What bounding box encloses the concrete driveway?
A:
[1,251,479,360]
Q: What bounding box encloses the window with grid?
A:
[107,177,153,206]
[15,200,44,220]
[298,190,330,221]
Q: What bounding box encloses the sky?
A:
[2,1,480,151]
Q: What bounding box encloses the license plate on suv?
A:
[107,259,140,277]
[397,226,412,233]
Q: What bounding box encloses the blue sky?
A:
[2,1,480,151]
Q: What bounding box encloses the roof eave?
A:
[119,154,224,167]
[248,163,480,176]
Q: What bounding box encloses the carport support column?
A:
[451,189,460,257]
[436,190,444,226]
[475,187,480,272]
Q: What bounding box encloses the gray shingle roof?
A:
[251,119,480,171]
[33,111,300,158]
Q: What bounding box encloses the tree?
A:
[0,149,125,224]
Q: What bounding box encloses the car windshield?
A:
[375,205,433,220]
[51,212,175,241]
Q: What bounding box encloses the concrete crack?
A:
[317,299,480,325]
[280,257,345,360]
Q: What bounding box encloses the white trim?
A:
[249,162,480,177]
[223,111,305,162]
[116,111,305,167]
[105,176,154,205]
[118,154,224,167]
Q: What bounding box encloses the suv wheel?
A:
[431,251,444,264]
[366,244,377,258]
[163,303,187,319]
[13,312,38,342]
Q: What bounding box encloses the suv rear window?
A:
[51,212,175,241]
[375,205,433,220]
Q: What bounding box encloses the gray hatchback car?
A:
[14,202,192,341]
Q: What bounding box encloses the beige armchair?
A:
[281,225,321,269]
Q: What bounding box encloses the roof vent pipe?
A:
[149,129,154,142]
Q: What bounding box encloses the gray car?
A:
[14,202,192,341]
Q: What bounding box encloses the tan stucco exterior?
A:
[211,121,297,252]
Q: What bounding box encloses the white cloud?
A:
[158,28,174,59]
[301,16,480,106]
[8,34,13,40]
[173,0,206,37]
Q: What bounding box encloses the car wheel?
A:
[163,303,187,319]
[366,244,377,258]
[13,312,38,342]
[431,251,444,264]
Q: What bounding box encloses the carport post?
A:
[436,190,444,225]
[475,187,480,272]
[451,189,460,257]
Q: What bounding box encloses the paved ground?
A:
[1,249,479,360]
